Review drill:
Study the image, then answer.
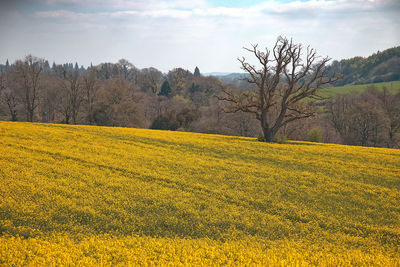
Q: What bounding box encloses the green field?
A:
[0,121,400,265]
[320,81,400,97]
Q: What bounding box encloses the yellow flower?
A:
[0,121,399,265]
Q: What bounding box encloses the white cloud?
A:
[193,7,243,17]
[112,9,192,19]
[34,10,87,19]
[33,0,400,22]
[2,0,399,72]
[36,0,209,10]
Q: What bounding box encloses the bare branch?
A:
[217,36,341,142]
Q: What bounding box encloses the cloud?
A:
[2,0,399,72]
[193,7,243,17]
[32,0,400,23]
[111,9,192,19]
[36,0,209,10]
[34,10,87,20]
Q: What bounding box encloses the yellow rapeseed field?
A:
[0,121,399,266]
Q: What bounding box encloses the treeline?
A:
[0,55,399,148]
[282,85,400,148]
[0,55,259,137]
[328,46,400,86]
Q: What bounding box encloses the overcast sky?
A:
[0,0,399,73]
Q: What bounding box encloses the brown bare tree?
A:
[40,73,58,123]
[347,95,387,146]
[58,69,82,124]
[82,68,98,124]
[0,73,19,121]
[15,55,45,122]
[327,91,390,147]
[218,36,339,142]
[375,88,400,148]
[139,67,162,94]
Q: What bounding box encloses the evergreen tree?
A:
[158,80,172,97]
[44,60,50,72]
[194,66,200,77]
[52,61,56,71]
[5,59,10,69]
[74,62,79,72]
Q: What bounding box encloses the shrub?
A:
[275,135,287,144]
[307,127,323,142]
[150,111,179,131]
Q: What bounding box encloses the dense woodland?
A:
[327,46,400,86]
[0,47,399,148]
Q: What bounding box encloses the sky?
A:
[0,0,399,73]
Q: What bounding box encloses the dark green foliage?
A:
[176,108,200,128]
[158,80,172,97]
[257,134,266,142]
[150,111,179,130]
[91,103,110,126]
[194,66,200,77]
[151,109,200,131]
[328,46,400,86]
[44,61,51,72]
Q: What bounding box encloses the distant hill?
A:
[204,72,251,89]
[209,46,400,88]
[204,72,249,79]
[319,81,400,98]
[328,46,400,86]
[203,72,233,76]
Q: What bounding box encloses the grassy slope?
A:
[0,122,400,265]
[319,81,400,97]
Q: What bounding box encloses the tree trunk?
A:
[6,101,18,121]
[88,100,93,125]
[260,111,275,142]
[72,110,77,124]
[262,125,275,142]
[65,112,70,124]
[11,112,17,121]
[27,109,34,122]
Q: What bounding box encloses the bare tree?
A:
[40,73,59,123]
[139,68,162,94]
[58,69,82,124]
[326,95,353,142]
[15,55,45,122]
[56,78,72,124]
[218,36,339,142]
[327,91,390,147]
[0,73,19,121]
[348,96,387,146]
[82,68,98,124]
[116,59,135,80]
[375,88,400,148]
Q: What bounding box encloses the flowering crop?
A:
[0,121,399,265]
